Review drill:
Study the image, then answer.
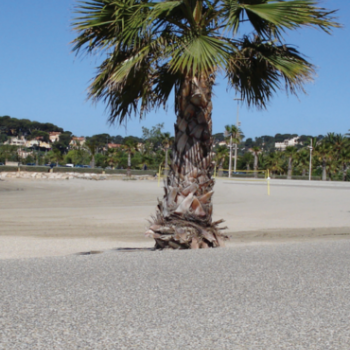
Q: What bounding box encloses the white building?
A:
[275,137,302,151]
[70,137,86,147]
[4,136,27,146]
[49,132,61,143]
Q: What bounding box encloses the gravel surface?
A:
[1,241,350,349]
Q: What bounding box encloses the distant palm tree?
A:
[72,0,339,249]
[160,132,174,175]
[335,136,350,181]
[225,125,243,175]
[85,140,97,168]
[251,146,261,178]
[284,146,298,180]
[315,141,332,181]
[239,152,254,171]
[266,151,284,178]
[122,140,138,176]
[214,145,229,177]
[295,148,309,177]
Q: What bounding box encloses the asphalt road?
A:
[1,240,350,349]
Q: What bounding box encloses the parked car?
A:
[0,162,4,166]
[75,164,84,168]
[83,165,91,168]
[65,164,74,168]
[26,163,36,166]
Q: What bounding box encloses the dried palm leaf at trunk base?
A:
[145,75,228,249]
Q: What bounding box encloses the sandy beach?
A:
[1,177,350,349]
[1,177,350,259]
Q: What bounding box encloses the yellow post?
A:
[267,169,270,196]
[213,166,217,179]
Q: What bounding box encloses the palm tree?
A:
[284,146,297,180]
[251,146,261,178]
[314,140,332,181]
[266,151,284,178]
[214,145,229,177]
[225,125,242,176]
[333,135,350,181]
[339,144,350,181]
[295,148,309,177]
[160,132,174,175]
[122,140,138,176]
[85,140,97,168]
[72,0,339,249]
[239,152,253,172]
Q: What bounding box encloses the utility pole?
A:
[309,145,313,181]
[233,98,243,173]
[228,135,233,178]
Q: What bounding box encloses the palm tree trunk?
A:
[146,75,227,249]
[254,154,258,178]
[302,169,306,177]
[322,159,327,181]
[127,152,131,177]
[287,157,292,180]
[218,159,224,177]
[342,164,347,182]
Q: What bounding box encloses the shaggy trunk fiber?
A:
[145,75,228,249]
[287,157,292,180]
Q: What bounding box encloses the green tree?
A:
[72,0,339,249]
[26,130,50,143]
[64,149,91,165]
[52,132,72,155]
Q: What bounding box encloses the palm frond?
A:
[221,0,340,39]
[170,34,230,74]
[226,36,314,108]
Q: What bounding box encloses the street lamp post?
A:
[309,146,313,181]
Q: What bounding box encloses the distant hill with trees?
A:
[0,115,64,138]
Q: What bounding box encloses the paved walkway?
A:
[1,241,350,349]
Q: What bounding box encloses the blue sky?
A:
[0,1,349,139]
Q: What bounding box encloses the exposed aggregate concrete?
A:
[1,241,350,349]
